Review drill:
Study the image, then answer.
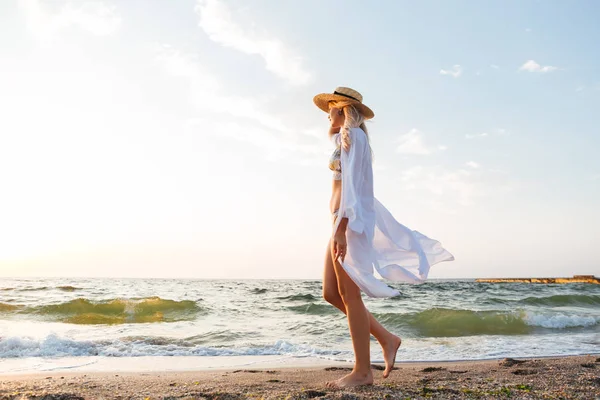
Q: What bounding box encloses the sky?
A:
[0,0,599,280]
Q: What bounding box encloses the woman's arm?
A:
[328,126,341,142]
[335,216,349,235]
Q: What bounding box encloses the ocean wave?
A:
[0,334,348,358]
[1,286,81,292]
[118,330,248,347]
[483,294,600,308]
[286,303,336,315]
[10,297,203,324]
[524,312,599,329]
[375,308,599,337]
[378,308,531,336]
[0,302,23,312]
[277,294,317,301]
[520,294,600,307]
[57,285,80,292]
[19,286,49,291]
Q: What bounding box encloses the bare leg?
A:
[323,238,401,379]
[324,248,372,388]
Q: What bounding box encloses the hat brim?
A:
[313,93,374,119]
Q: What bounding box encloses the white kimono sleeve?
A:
[336,127,373,236]
[332,127,400,298]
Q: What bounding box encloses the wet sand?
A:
[1,355,599,399]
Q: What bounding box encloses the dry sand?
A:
[1,355,599,399]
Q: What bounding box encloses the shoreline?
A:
[3,352,600,377]
[1,355,599,399]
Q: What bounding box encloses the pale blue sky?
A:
[0,0,598,279]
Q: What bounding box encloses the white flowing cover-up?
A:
[331,127,455,298]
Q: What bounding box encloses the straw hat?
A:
[313,86,374,119]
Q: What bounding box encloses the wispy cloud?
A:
[195,0,311,85]
[465,132,489,139]
[440,64,462,78]
[491,64,500,69]
[465,128,508,139]
[397,129,446,155]
[466,161,480,169]
[155,44,288,133]
[399,165,516,212]
[18,0,121,41]
[184,118,320,162]
[519,60,558,73]
[155,45,323,161]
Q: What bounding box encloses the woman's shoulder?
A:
[349,126,366,134]
[349,127,367,143]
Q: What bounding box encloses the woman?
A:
[313,87,454,388]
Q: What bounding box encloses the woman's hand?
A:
[333,230,348,262]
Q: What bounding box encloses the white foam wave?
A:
[0,334,350,359]
[0,334,99,358]
[1,333,599,364]
[524,312,599,329]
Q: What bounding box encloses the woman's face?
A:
[328,105,345,128]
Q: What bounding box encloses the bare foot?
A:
[325,370,374,388]
[382,335,402,378]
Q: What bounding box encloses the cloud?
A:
[184,118,320,162]
[399,165,516,211]
[18,0,121,41]
[466,161,480,169]
[519,60,558,73]
[155,44,289,133]
[399,165,423,183]
[195,0,312,85]
[440,65,462,78]
[397,129,445,155]
[491,64,500,69]
[465,132,489,139]
[155,45,323,161]
[465,128,508,139]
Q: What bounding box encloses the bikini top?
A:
[329,133,342,180]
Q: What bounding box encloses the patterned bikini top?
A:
[329,133,342,180]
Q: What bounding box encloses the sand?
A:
[1,355,599,399]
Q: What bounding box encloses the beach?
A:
[2,278,600,398]
[1,355,599,399]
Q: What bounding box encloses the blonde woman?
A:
[313,87,454,388]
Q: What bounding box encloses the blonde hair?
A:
[329,100,374,159]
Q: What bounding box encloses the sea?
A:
[1,277,599,373]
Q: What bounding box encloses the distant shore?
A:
[476,275,599,284]
[1,355,599,399]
